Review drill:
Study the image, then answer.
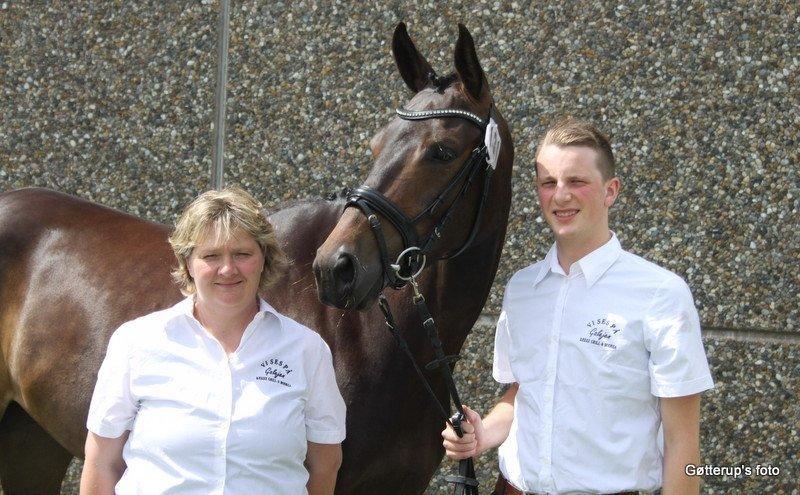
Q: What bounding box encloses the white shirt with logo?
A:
[87,297,346,495]
[493,233,713,494]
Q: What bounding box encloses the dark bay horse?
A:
[0,23,513,494]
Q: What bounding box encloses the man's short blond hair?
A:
[536,117,615,180]
[168,186,288,295]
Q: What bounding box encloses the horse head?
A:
[314,23,513,310]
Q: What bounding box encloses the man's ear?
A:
[604,177,621,207]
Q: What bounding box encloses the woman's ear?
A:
[185,255,195,279]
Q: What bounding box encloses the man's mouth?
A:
[553,209,579,218]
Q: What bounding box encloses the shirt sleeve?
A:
[492,288,516,384]
[305,338,346,444]
[643,276,714,397]
[86,323,139,438]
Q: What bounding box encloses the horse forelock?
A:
[424,72,491,111]
[427,72,458,93]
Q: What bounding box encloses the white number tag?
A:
[484,118,501,169]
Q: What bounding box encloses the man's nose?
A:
[554,183,572,202]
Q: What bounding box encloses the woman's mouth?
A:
[215,281,242,288]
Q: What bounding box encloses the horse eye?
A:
[430,144,456,162]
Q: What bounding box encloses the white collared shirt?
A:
[87,297,346,495]
[493,233,713,494]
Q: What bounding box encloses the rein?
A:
[378,284,479,495]
[343,105,501,495]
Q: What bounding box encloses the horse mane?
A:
[326,187,352,201]
[263,194,342,216]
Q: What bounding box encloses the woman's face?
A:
[187,227,265,311]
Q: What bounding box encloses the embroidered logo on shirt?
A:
[258,358,293,387]
[579,317,621,350]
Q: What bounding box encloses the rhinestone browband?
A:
[396,108,487,130]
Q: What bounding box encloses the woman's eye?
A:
[202,254,218,260]
[431,144,456,162]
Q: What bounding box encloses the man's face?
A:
[535,144,620,248]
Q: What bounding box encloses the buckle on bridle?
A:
[390,246,426,282]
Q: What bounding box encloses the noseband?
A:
[346,106,498,289]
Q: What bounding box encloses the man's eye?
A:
[202,254,218,259]
[430,144,456,162]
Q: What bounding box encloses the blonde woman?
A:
[81,187,345,495]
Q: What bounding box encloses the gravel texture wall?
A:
[1,1,797,494]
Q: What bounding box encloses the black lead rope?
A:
[379,290,479,495]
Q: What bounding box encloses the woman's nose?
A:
[219,256,238,275]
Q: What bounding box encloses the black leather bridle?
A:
[343,104,500,495]
[345,105,496,289]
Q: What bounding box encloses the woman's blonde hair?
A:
[168,186,288,295]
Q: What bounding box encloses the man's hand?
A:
[442,405,485,460]
[442,383,518,460]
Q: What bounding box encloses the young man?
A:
[442,118,714,495]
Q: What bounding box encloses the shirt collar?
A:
[532,244,565,287]
[169,295,283,330]
[577,232,623,288]
[256,298,284,329]
[532,232,622,288]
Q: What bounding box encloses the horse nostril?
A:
[333,253,356,288]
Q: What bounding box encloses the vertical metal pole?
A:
[211,0,231,190]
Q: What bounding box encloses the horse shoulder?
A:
[0,188,180,455]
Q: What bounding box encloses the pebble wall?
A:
[0,1,797,494]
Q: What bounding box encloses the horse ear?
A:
[454,24,484,100]
[392,22,434,93]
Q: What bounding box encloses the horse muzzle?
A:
[313,217,385,310]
